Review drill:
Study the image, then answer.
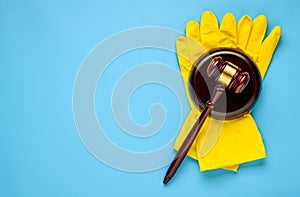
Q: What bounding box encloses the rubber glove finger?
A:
[257,26,282,79]
[245,15,267,59]
[186,20,201,43]
[237,15,253,50]
[176,36,193,80]
[200,10,219,49]
[219,13,237,48]
[186,20,206,63]
[176,36,202,110]
[186,36,206,64]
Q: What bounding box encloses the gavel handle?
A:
[163,84,225,184]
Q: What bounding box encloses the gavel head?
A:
[207,56,250,93]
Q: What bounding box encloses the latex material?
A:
[174,11,281,171]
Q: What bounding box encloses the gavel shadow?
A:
[200,159,266,179]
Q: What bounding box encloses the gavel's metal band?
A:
[217,62,238,87]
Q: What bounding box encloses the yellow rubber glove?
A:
[174,11,281,172]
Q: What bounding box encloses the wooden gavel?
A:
[163,56,250,184]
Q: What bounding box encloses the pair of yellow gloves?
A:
[174,11,281,171]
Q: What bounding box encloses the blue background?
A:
[1,0,300,196]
